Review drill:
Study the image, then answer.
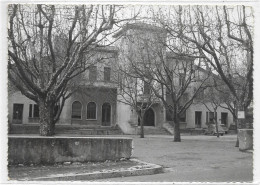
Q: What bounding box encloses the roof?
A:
[113,23,166,38]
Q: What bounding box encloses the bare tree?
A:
[201,78,230,137]
[149,55,210,142]
[8,4,131,136]
[152,5,253,144]
[117,65,157,138]
[114,22,210,141]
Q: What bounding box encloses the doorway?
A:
[195,111,202,128]
[221,112,228,126]
[13,104,24,124]
[102,103,111,126]
[143,108,155,126]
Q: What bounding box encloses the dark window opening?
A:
[143,81,151,94]
[104,67,111,82]
[72,101,82,119]
[179,106,186,122]
[102,103,111,126]
[87,102,96,119]
[166,106,173,121]
[179,73,185,87]
[13,104,24,123]
[207,112,215,123]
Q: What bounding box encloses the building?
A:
[8,46,120,134]
[8,23,233,135]
[114,23,233,134]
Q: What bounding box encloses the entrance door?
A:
[13,104,24,124]
[102,103,111,126]
[221,112,228,126]
[195,111,202,128]
[143,108,155,126]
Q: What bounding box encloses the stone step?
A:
[9,124,124,135]
[136,126,171,135]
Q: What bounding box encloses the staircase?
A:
[9,124,124,135]
[136,126,171,135]
[163,123,174,135]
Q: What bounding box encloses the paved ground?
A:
[99,134,253,182]
[7,134,253,182]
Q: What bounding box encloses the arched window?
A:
[87,102,96,119]
[102,103,111,126]
[71,101,82,119]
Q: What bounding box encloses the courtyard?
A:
[101,134,253,182]
[8,134,253,182]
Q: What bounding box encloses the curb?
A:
[18,159,163,181]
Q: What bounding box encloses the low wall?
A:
[238,129,253,151]
[8,136,133,165]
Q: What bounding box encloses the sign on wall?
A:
[237,111,245,119]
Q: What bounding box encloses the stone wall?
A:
[238,129,253,151]
[8,136,133,165]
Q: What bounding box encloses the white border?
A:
[1,0,259,184]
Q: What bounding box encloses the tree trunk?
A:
[173,106,181,142]
[38,98,55,136]
[140,110,145,138]
[234,117,239,147]
[214,110,219,138]
[140,118,144,138]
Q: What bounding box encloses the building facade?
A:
[8,47,119,129]
[8,23,233,134]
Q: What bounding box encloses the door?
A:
[143,108,155,126]
[195,111,202,128]
[13,104,24,124]
[221,113,228,126]
[102,103,111,126]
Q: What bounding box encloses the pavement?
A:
[100,134,253,182]
[8,134,253,182]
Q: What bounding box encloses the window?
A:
[165,106,186,122]
[166,106,173,121]
[102,103,111,126]
[89,66,97,81]
[179,73,185,87]
[29,104,39,118]
[87,102,96,119]
[179,106,186,122]
[104,67,111,82]
[71,101,82,119]
[143,81,151,94]
[207,112,215,123]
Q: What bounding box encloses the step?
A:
[9,124,123,135]
[136,126,170,135]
